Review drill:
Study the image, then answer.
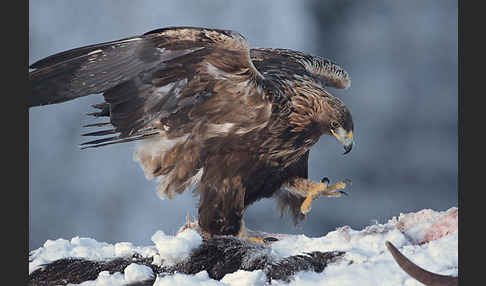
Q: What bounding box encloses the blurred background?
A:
[29,0,457,250]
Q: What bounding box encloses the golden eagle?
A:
[29,27,354,240]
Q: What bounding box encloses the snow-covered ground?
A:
[29,207,458,285]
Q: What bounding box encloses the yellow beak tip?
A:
[346,131,353,140]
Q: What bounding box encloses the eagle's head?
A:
[322,96,354,154]
[290,85,354,154]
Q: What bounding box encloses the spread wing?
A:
[250,48,350,90]
[29,26,270,148]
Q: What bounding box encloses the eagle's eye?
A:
[330,120,340,129]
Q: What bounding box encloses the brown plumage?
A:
[29,26,354,238]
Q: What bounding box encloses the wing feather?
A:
[250,48,350,90]
[29,26,270,147]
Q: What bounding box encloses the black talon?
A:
[321,177,330,184]
[339,190,349,196]
[263,237,279,243]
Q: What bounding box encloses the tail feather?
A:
[82,121,112,128]
[80,132,158,149]
[86,102,110,117]
[81,129,118,137]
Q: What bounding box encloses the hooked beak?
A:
[331,127,354,155]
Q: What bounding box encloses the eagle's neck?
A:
[255,80,326,168]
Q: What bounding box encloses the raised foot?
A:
[300,178,351,215]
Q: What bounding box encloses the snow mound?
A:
[153,271,223,286]
[124,263,155,283]
[220,270,267,286]
[29,207,458,285]
[74,264,154,286]
[29,236,118,274]
[151,228,203,265]
[151,270,268,286]
[29,229,201,274]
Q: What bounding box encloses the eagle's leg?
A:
[197,176,246,238]
[197,170,279,243]
[237,219,260,243]
[286,177,350,215]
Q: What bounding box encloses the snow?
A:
[152,270,268,286]
[153,271,224,286]
[151,228,203,266]
[278,231,458,286]
[124,263,155,283]
[29,236,119,274]
[74,271,125,286]
[72,264,154,286]
[29,229,202,275]
[220,270,267,286]
[29,207,458,286]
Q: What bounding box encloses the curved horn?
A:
[385,241,458,286]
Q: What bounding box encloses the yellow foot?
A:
[247,236,279,244]
[238,220,279,244]
[248,237,264,244]
[300,178,351,215]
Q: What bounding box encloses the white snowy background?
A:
[29,207,458,285]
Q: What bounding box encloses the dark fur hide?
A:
[29,237,344,285]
